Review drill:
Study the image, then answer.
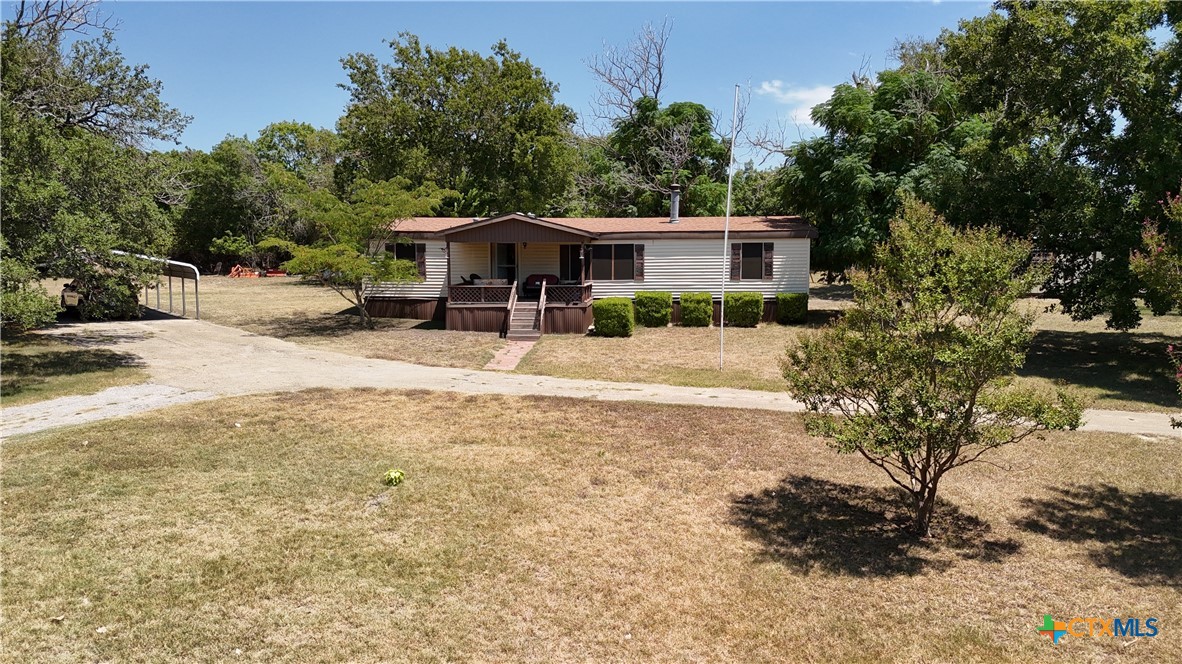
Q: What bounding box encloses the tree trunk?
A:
[354,287,373,328]
[912,479,940,538]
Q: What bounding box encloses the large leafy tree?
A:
[172,122,341,268]
[784,199,1083,537]
[574,97,730,216]
[942,0,1181,328]
[255,121,341,192]
[779,2,1180,328]
[777,67,974,274]
[336,34,577,217]
[1,1,190,327]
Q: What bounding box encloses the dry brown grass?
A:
[515,323,809,391]
[0,333,147,407]
[519,291,1180,413]
[3,391,1179,662]
[195,276,505,369]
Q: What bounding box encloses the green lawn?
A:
[0,333,147,407]
[3,390,1179,662]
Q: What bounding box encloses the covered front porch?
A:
[438,214,596,336]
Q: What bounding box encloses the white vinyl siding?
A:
[365,240,447,298]
[518,243,561,281]
[367,237,811,300]
[450,242,489,284]
[589,238,810,299]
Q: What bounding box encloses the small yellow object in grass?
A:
[383,469,406,487]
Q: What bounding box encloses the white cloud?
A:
[756,80,835,127]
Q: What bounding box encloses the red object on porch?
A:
[524,274,558,298]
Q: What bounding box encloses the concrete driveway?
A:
[2,317,1179,439]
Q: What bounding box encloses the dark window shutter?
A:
[415,243,427,279]
[763,242,774,280]
[634,244,645,281]
[730,243,741,280]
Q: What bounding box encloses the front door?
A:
[494,243,517,283]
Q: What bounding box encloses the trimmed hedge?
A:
[679,292,713,327]
[776,292,809,324]
[634,291,672,327]
[724,291,763,327]
[592,297,634,337]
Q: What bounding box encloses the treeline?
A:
[168,30,778,270]
[2,1,1179,331]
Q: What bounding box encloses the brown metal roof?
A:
[392,214,816,238]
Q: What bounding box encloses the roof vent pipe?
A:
[669,184,681,224]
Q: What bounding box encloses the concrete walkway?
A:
[483,340,536,371]
[2,317,1179,440]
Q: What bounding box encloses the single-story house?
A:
[366,196,817,339]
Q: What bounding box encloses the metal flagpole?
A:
[719,84,740,370]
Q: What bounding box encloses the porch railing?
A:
[546,282,592,304]
[537,281,547,331]
[502,281,518,338]
[448,283,514,304]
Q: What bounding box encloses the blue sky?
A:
[25,1,994,162]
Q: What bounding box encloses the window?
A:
[590,244,634,281]
[386,242,417,262]
[560,245,584,282]
[731,242,773,281]
[741,243,762,280]
[385,241,426,278]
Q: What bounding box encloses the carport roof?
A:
[111,250,200,281]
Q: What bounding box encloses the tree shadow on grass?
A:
[260,310,444,339]
[1014,484,1182,586]
[0,347,142,399]
[809,281,853,302]
[729,475,1021,577]
[805,308,843,327]
[1019,329,1180,410]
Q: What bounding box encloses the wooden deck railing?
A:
[449,283,514,304]
[546,282,592,304]
[501,281,518,337]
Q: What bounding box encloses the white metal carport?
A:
[111,250,202,319]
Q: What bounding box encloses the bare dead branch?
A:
[586,17,672,127]
[7,0,115,38]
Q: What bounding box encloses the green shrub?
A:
[592,297,634,337]
[776,292,809,324]
[75,271,142,322]
[0,257,59,333]
[633,291,672,327]
[724,292,763,327]
[679,292,713,327]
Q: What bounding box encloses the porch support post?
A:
[579,244,586,283]
[445,240,451,288]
